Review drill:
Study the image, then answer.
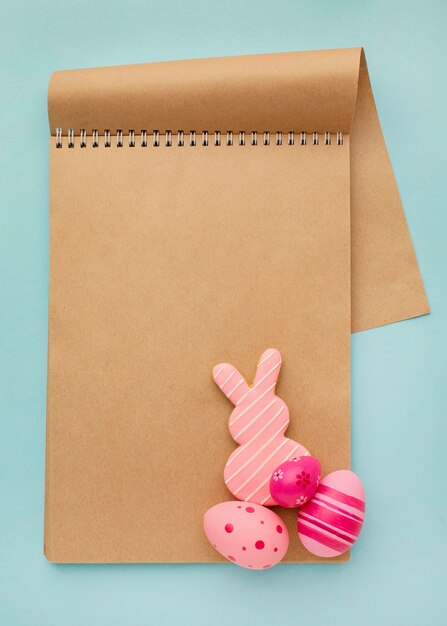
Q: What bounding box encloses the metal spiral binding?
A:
[54,129,344,148]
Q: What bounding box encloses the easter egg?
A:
[297,470,366,557]
[270,456,321,508]
[203,501,289,569]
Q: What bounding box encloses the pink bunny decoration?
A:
[213,348,309,506]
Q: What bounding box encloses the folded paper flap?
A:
[48,48,362,135]
[350,50,429,331]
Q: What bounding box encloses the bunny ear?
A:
[213,363,250,405]
[252,348,282,392]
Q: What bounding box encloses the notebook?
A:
[45,48,428,563]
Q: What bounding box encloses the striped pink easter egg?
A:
[297,470,365,557]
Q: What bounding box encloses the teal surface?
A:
[1,1,446,624]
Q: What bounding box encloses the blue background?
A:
[1,1,446,624]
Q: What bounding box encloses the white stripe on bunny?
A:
[225,420,290,483]
[226,405,285,467]
[230,384,277,427]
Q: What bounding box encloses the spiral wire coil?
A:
[55,129,344,148]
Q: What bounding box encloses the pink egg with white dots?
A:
[203,501,289,569]
[270,455,321,508]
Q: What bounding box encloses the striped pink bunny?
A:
[213,348,309,506]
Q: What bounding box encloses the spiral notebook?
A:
[45,48,428,563]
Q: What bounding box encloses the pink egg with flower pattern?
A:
[203,501,289,569]
[297,469,366,557]
[270,456,321,508]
